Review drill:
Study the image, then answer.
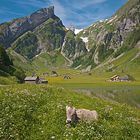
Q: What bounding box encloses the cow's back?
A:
[76,109,98,121]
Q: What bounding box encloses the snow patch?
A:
[75,29,83,34]
[35,54,39,57]
[80,37,88,43]
[80,37,90,52]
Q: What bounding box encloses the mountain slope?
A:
[0,44,25,82]
[61,30,87,60]
[0,6,87,62]
[76,0,140,70]
[7,48,35,74]
[0,6,55,48]
[32,51,69,72]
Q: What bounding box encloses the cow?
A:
[66,105,98,126]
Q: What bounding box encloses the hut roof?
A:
[111,75,119,79]
[119,75,129,80]
[41,79,48,81]
[24,76,38,81]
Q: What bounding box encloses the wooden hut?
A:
[39,78,48,84]
[110,75,129,82]
[119,75,129,81]
[110,75,120,81]
[24,76,40,84]
[64,75,71,80]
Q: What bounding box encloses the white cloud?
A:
[47,0,109,27]
[48,0,66,19]
[65,0,107,9]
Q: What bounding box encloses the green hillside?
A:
[7,48,35,74]
[0,84,140,140]
[32,51,69,73]
[6,48,69,76]
[93,47,140,81]
[34,17,66,51]
[12,31,39,59]
[0,44,25,82]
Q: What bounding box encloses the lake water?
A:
[55,83,140,108]
[75,86,140,108]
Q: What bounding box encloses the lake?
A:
[54,83,140,108]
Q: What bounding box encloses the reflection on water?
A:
[74,86,140,108]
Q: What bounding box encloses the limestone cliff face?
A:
[77,0,140,67]
[34,17,66,52]
[0,6,87,60]
[0,6,55,48]
[61,30,87,60]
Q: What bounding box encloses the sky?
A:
[0,0,128,28]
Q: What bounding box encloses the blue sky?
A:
[0,0,128,28]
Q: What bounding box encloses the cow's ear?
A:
[73,107,76,113]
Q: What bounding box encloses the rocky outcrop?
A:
[34,17,65,52]
[12,31,40,59]
[61,30,87,60]
[0,6,87,61]
[0,6,55,48]
[77,0,140,67]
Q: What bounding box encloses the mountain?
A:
[0,6,55,48]
[75,0,140,70]
[0,0,140,75]
[0,6,87,62]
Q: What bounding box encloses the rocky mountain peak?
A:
[28,6,55,27]
[0,6,55,48]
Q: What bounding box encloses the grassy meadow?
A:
[0,84,140,139]
[0,68,140,140]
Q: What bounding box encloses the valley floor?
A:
[0,68,140,139]
[39,68,140,108]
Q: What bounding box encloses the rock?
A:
[0,6,55,48]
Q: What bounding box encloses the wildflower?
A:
[51,136,55,139]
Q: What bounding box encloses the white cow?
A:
[66,105,98,125]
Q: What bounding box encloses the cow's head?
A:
[66,105,77,124]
